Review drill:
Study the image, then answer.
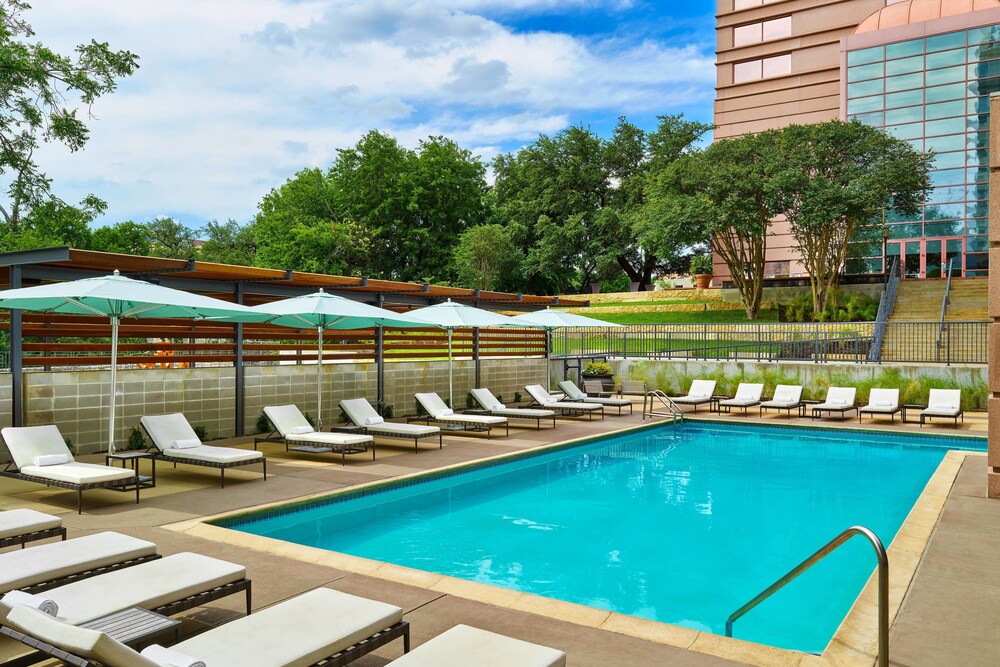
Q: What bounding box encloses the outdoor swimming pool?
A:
[222,422,985,654]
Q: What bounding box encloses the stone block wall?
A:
[0,357,549,460]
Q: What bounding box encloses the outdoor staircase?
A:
[881,279,988,362]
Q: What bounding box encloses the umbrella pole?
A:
[108,316,119,454]
[317,327,324,429]
[448,329,453,408]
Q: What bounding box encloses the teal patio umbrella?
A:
[406,299,527,407]
[0,270,263,453]
[508,307,622,386]
[247,289,427,427]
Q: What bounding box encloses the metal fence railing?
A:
[552,321,988,365]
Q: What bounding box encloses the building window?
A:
[733,0,783,9]
[733,17,791,46]
[733,54,791,82]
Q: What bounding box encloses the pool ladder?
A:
[725,525,889,667]
[642,390,683,425]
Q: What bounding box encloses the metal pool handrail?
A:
[725,525,889,667]
[642,390,682,425]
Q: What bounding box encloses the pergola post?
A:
[473,327,481,390]
[9,264,22,427]
[234,282,245,437]
[376,294,385,412]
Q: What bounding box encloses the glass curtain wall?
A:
[846,25,1000,277]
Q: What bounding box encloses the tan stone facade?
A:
[989,93,1000,497]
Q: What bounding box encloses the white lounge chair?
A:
[256,404,375,464]
[140,413,266,488]
[859,388,901,424]
[0,426,138,513]
[0,532,158,595]
[0,509,65,550]
[670,380,717,413]
[470,389,557,430]
[759,385,804,417]
[524,385,604,420]
[414,393,508,438]
[581,380,615,398]
[0,551,250,626]
[3,587,408,667]
[717,383,764,414]
[340,398,442,453]
[557,380,633,416]
[920,389,964,427]
[388,624,566,667]
[811,387,858,421]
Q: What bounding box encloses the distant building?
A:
[714,0,1000,282]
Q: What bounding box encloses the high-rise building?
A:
[714,0,1000,282]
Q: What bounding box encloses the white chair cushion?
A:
[0,531,157,594]
[284,432,372,446]
[140,645,205,667]
[19,462,135,485]
[46,552,246,625]
[173,588,403,667]
[369,422,440,436]
[0,509,62,540]
[164,446,264,464]
[2,425,74,471]
[388,624,566,667]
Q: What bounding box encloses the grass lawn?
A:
[579,309,779,325]
[560,299,713,308]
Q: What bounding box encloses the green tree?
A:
[90,220,151,255]
[250,167,369,275]
[778,120,931,313]
[639,130,786,319]
[492,125,608,293]
[146,217,196,259]
[453,224,522,291]
[0,196,103,251]
[0,1,137,229]
[198,218,255,265]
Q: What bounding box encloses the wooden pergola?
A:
[0,247,587,434]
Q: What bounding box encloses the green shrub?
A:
[127,426,146,451]
[583,361,611,375]
[338,406,350,424]
[193,425,208,442]
[415,398,428,415]
[690,254,713,275]
[256,411,271,434]
[466,392,475,409]
[302,412,316,428]
[383,404,395,419]
[64,437,77,456]
[513,391,523,404]
[496,394,504,404]
[783,289,879,323]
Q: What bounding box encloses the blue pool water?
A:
[224,422,984,653]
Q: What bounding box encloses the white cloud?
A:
[20,0,713,228]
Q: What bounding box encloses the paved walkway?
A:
[0,405,992,666]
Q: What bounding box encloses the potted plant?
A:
[690,255,713,289]
[581,361,613,383]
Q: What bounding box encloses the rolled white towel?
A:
[1,590,58,617]
[171,439,200,449]
[32,453,69,466]
[365,416,384,426]
[140,644,206,667]
[438,408,454,417]
[289,425,313,435]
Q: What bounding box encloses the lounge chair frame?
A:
[140,417,267,488]
[365,428,442,453]
[920,411,964,427]
[558,380,633,416]
[0,462,139,514]
[859,406,902,423]
[715,400,759,415]
[469,390,557,430]
[254,429,374,463]
[811,404,859,421]
[0,605,407,667]
[21,553,164,595]
[525,399,604,420]
[0,525,67,550]
[406,415,508,438]
[758,401,804,418]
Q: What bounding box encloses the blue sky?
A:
[26,0,717,231]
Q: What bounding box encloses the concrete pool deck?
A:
[0,405,994,666]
